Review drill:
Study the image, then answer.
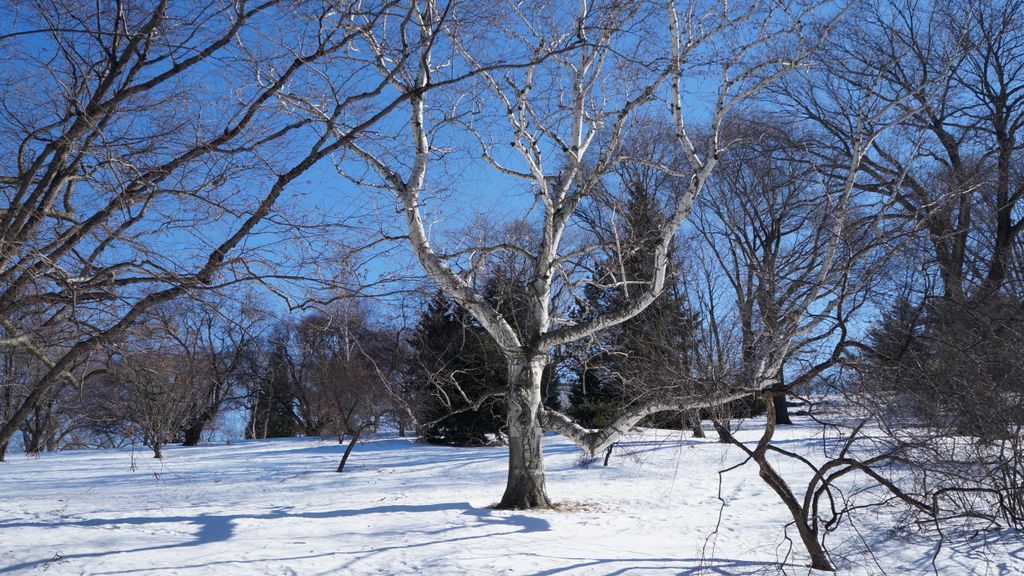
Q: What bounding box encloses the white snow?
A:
[1,418,1020,575]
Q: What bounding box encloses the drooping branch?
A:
[541,391,753,455]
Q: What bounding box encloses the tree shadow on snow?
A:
[525,555,799,575]
[0,501,549,574]
[877,527,1024,576]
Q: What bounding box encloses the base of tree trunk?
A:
[337,429,362,473]
[495,486,553,510]
[773,394,792,425]
[24,436,43,455]
[495,422,552,510]
[182,423,205,446]
[712,420,732,443]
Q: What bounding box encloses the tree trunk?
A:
[0,375,58,452]
[23,425,42,455]
[152,442,163,459]
[755,456,833,571]
[1,382,13,462]
[496,354,552,510]
[182,420,205,447]
[749,392,833,571]
[712,420,732,443]
[688,411,705,438]
[336,428,362,473]
[182,409,216,447]
[773,393,792,425]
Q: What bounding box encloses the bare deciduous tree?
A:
[294,299,399,471]
[335,0,837,508]
[788,0,1024,304]
[0,0,467,452]
[85,310,210,459]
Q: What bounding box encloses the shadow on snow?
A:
[0,502,549,574]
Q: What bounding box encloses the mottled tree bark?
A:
[497,355,552,510]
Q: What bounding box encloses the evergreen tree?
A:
[246,330,298,439]
[568,179,697,428]
[866,298,925,365]
[862,295,1024,440]
[405,292,507,445]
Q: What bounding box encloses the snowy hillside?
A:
[1,418,1019,575]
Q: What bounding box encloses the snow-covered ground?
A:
[1,418,1021,575]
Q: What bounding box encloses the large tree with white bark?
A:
[334,0,839,509]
